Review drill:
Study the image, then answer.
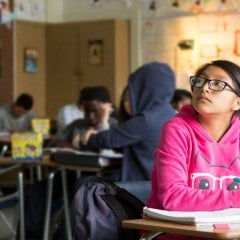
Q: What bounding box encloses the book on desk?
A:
[143,207,240,226]
[44,148,123,167]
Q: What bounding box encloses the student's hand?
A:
[80,128,97,145]
[72,134,80,149]
[99,103,113,125]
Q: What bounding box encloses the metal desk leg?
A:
[18,172,25,240]
[140,232,162,240]
[61,169,72,240]
[43,172,55,240]
[36,165,42,181]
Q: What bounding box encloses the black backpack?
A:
[72,176,145,240]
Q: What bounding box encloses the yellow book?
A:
[31,118,50,135]
[11,133,43,160]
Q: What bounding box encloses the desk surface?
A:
[0,155,118,172]
[122,219,240,239]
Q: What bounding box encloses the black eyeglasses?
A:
[189,76,240,96]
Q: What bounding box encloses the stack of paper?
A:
[43,147,123,158]
[143,207,240,225]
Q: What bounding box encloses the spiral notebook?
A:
[143,207,240,226]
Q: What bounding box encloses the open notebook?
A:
[143,207,240,226]
[44,148,123,167]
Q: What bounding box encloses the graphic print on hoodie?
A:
[191,151,240,191]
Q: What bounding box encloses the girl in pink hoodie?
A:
[146,60,240,239]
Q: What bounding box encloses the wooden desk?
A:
[122,219,240,240]
[0,155,118,173]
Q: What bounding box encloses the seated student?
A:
[47,85,117,148]
[80,62,176,181]
[56,87,89,132]
[146,60,240,239]
[0,93,36,133]
[171,88,192,111]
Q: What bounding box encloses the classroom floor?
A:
[0,205,18,240]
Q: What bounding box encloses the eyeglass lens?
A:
[191,77,227,91]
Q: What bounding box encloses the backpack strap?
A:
[101,194,128,222]
[101,194,138,240]
[116,188,144,214]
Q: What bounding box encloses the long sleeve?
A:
[87,115,148,150]
[86,114,165,181]
[47,119,89,148]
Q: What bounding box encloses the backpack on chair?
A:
[72,176,145,240]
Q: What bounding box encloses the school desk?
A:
[122,218,240,240]
[0,153,122,240]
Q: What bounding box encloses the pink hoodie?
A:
[146,105,240,239]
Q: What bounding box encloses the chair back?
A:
[115,181,151,204]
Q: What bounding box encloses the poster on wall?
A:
[15,0,45,21]
[24,47,38,74]
[88,39,104,66]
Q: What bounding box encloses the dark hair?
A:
[171,89,192,107]
[15,93,33,110]
[193,60,240,96]
[78,87,90,105]
[80,86,111,103]
[118,86,131,124]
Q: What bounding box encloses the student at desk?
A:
[0,93,36,133]
[47,85,117,148]
[147,60,240,240]
[80,62,176,181]
[56,87,88,132]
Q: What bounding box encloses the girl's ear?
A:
[232,97,240,111]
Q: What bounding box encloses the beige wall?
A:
[0,24,14,105]
[46,19,130,119]
[14,21,46,116]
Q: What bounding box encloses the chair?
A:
[115,181,151,204]
[0,144,25,240]
[0,165,20,240]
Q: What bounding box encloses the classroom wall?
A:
[7,0,240,113]
[10,19,129,118]
[44,0,240,87]
[45,19,130,119]
[0,24,14,105]
[13,0,240,71]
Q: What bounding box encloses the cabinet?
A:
[46,19,130,118]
